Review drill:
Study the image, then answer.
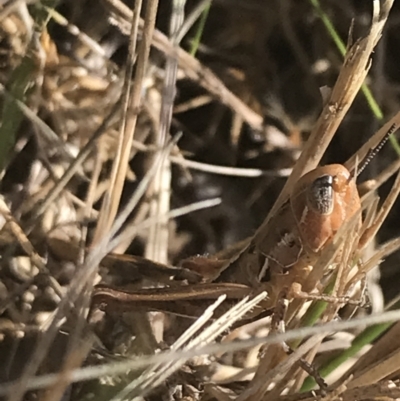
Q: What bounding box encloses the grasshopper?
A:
[91,126,397,324]
[88,125,399,395]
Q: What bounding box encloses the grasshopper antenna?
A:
[354,123,398,179]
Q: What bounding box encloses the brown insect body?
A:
[91,163,364,319]
[213,164,362,311]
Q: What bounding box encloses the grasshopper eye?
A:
[307,175,334,215]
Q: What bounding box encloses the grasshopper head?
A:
[290,164,361,253]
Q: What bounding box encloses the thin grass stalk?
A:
[309,0,400,155]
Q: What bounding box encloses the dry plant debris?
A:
[1,1,400,401]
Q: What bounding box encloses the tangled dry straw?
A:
[1,1,400,401]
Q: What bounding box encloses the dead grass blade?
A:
[237,335,327,401]
[3,309,400,397]
[105,292,267,401]
[102,0,263,130]
[93,0,153,244]
[0,197,63,298]
[5,136,177,401]
[28,100,122,227]
[144,0,184,264]
[169,155,292,177]
[359,169,400,249]
[342,321,400,388]
[266,0,395,221]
